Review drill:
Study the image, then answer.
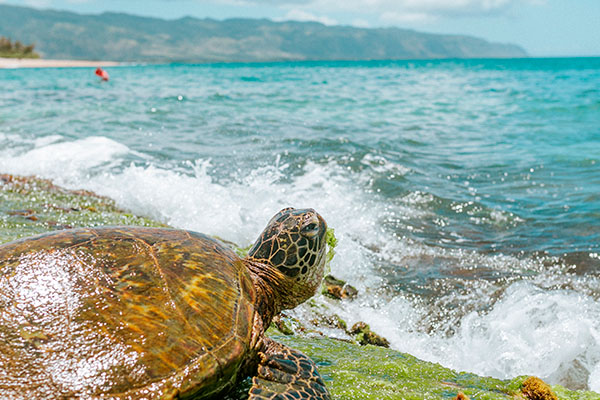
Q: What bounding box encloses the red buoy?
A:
[95,67,109,81]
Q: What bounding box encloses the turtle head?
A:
[248,207,328,310]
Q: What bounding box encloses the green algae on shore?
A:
[0,174,165,244]
[1,174,599,400]
[269,331,600,400]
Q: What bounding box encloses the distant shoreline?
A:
[0,57,120,69]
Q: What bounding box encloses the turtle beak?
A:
[316,212,327,242]
[318,212,326,229]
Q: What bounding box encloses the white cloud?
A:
[307,0,520,17]
[224,0,543,20]
[280,9,338,25]
[22,0,52,7]
[199,0,547,28]
[380,11,433,24]
[215,0,310,4]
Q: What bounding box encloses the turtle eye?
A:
[301,222,319,237]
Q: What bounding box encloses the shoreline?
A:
[0,57,121,69]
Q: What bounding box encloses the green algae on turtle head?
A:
[324,227,337,275]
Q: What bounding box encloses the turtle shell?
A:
[0,227,256,399]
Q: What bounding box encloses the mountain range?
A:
[0,4,528,63]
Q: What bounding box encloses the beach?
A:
[0,57,120,68]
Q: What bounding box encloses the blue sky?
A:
[2,0,599,56]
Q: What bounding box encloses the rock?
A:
[350,321,390,348]
[322,274,358,300]
[310,313,348,331]
[271,315,296,335]
[521,376,558,400]
[0,174,165,244]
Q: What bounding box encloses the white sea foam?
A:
[0,136,383,282]
[330,281,600,389]
[85,159,389,292]
[452,282,600,389]
[361,153,411,176]
[3,135,600,390]
[34,135,64,148]
[0,136,129,181]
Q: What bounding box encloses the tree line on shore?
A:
[0,36,39,58]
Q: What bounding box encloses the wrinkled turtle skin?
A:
[0,208,330,400]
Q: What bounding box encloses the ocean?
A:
[1,58,599,390]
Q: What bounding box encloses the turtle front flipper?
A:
[248,338,330,400]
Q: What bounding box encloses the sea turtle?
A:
[0,207,330,400]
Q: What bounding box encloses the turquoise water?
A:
[1,58,600,389]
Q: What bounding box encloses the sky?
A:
[2,0,599,57]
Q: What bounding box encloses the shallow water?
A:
[1,58,600,390]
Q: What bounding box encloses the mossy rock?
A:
[350,321,390,347]
[322,274,359,300]
[0,174,165,244]
[266,330,600,400]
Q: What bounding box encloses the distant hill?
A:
[0,4,528,62]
